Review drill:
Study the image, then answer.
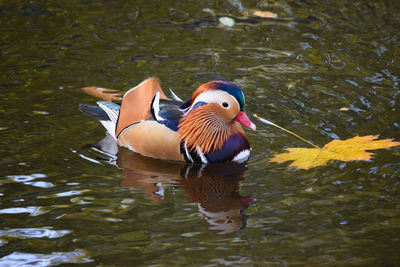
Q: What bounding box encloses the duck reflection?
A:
[94,135,254,234]
[180,163,254,234]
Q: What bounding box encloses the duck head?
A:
[178,81,256,156]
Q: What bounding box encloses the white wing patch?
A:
[97,102,119,139]
[152,92,164,122]
[99,120,117,140]
[97,102,118,123]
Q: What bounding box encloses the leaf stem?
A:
[253,114,322,149]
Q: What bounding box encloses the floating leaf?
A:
[271,135,400,170]
[253,11,278,19]
[219,17,235,27]
[81,86,122,102]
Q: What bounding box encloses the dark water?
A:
[1,0,400,265]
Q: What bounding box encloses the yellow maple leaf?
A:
[270,135,400,170]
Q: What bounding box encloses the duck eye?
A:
[222,102,229,108]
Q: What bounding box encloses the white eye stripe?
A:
[190,90,239,111]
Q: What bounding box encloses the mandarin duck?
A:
[79,77,256,164]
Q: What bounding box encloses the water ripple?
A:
[0,251,93,266]
[0,206,47,216]
[0,228,70,239]
[5,173,54,188]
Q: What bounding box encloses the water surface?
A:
[1,0,400,265]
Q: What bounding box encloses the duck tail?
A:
[79,101,120,139]
[79,104,109,121]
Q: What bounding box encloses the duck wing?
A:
[116,77,168,138]
[151,92,184,131]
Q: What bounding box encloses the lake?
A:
[1,0,399,265]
